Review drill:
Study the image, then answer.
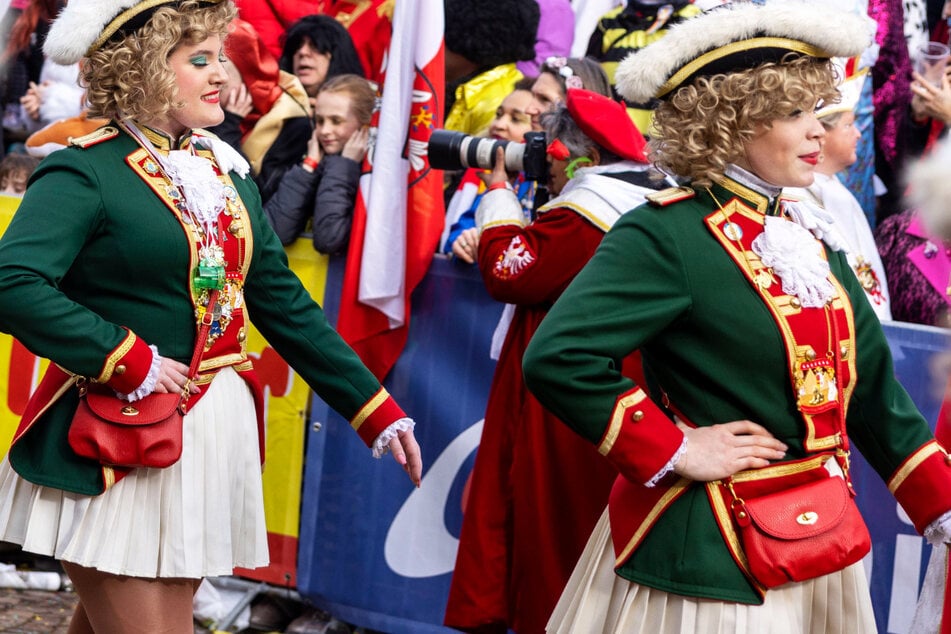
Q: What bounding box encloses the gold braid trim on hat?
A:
[88,0,225,55]
[657,37,830,99]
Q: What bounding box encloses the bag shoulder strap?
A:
[187,289,220,378]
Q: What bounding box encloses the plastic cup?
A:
[915,41,950,86]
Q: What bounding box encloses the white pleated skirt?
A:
[549,509,878,634]
[0,367,268,579]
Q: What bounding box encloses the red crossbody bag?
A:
[67,291,218,469]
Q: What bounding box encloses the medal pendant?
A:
[795,357,838,412]
[753,268,776,290]
[723,222,743,241]
[193,260,225,291]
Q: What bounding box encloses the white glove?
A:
[924,509,951,546]
[783,199,849,253]
[193,134,250,178]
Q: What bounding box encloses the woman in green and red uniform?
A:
[523,3,951,632]
[0,1,421,632]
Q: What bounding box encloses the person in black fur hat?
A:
[443,0,539,136]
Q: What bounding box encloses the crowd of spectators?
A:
[0,1,949,333]
[2,1,947,315]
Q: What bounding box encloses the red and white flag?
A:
[336,0,445,380]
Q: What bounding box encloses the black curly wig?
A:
[444,0,539,67]
[279,14,365,79]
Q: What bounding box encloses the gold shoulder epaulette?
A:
[69,126,119,148]
[646,186,696,207]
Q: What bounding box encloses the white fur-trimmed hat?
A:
[816,66,867,119]
[615,1,875,103]
[44,0,226,65]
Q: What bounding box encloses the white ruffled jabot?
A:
[724,165,845,308]
[752,215,836,308]
[162,150,227,226]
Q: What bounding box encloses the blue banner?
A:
[297,256,951,634]
[298,256,498,633]
[854,321,951,633]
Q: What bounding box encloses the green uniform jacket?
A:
[0,126,403,495]
[523,176,951,603]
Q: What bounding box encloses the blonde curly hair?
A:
[82,0,236,123]
[649,55,839,188]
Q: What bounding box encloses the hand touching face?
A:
[313,91,362,155]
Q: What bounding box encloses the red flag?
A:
[336,0,445,380]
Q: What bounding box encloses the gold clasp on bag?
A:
[179,378,194,413]
[835,448,857,495]
[797,511,819,525]
[725,478,750,524]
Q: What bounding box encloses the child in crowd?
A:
[444,81,536,263]
[0,152,38,197]
[263,74,373,255]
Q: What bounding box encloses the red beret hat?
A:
[565,89,647,164]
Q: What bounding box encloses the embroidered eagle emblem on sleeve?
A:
[494,235,535,279]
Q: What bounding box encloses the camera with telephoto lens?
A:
[427,130,549,182]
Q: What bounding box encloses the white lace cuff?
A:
[645,437,687,488]
[371,417,416,458]
[924,509,951,545]
[120,345,162,402]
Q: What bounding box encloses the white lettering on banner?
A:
[888,504,921,634]
[384,420,484,578]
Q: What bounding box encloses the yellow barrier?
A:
[0,195,320,587]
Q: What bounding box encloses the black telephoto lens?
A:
[427,130,467,171]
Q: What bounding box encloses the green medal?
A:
[193,258,225,290]
[193,244,226,291]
